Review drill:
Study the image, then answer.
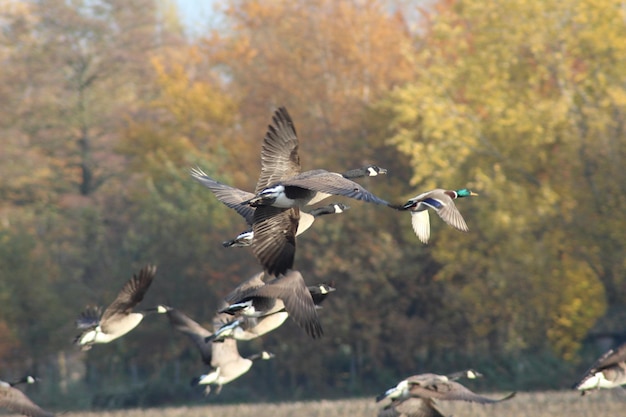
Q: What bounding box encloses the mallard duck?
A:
[0,375,53,417]
[573,341,626,394]
[74,265,168,350]
[398,188,477,244]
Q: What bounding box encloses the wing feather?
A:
[101,265,157,322]
[256,107,301,193]
[252,206,298,276]
[189,168,256,225]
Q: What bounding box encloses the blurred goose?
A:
[74,265,167,350]
[208,283,335,342]
[190,164,371,249]
[166,307,214,366]
[376,372,515,404]
[573,342,626,394]
[165,307,273,395]
[0,375,54,417]
[219,270,323,339]
[447,369,483,381]
[192,337,274,395]
[378,397,444,417]
[397,188,477,244]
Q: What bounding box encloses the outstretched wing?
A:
[101,265,157,322]
[256,107,301,193]
[166,308,213,365]
[422,197,469,232]
[409,379,515,404]
[189,167,256,225]
[284,170,390,206]
[251,270,323,338]
[75,305,102,329]
[252,206,299,277]
[573,342,626,389]
[0,387,55,417]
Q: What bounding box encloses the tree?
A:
[377,0,624,359]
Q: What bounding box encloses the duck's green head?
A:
[456,188,478,198]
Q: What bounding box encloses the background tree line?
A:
[0,0,624,409]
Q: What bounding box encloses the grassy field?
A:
[39,390,624,417]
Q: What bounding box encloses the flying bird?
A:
[208,282,335,342]
[396,188,477,244]
[165,307,273,395]
[74,264,167,350]
[376,372,515,404]
[242,107,388,275]
[219,270,323,339]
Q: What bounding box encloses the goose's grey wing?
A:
[224,271,267,304]
[251,270,322,338]
[210,337,242,368]
[101,264,157,322]
[284,170,390,206]
[189,168,256,225]
[0,386,55,417]
[410,210,431,244]
[166,308,213,365]
[252,206,298,277]
[409,380,516,403]
[256,107,300,193]
[378,398,445,417]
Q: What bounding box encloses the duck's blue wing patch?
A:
[422,197,444,210]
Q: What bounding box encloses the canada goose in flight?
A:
[208,283,335,342]
[378,397,444,417]
[165,307,214,366]
[219,270,323,339]
[74,264,167,350]
[191,337,274,395]
[165,307,273,395]
[0,375,54,417]
[242,107,388,208]
[222,203,350,248]
[376,372,515,404]
[396,188,478,244]
[243,107,388,275]
[190,165,373,248]
[573,341,626,394]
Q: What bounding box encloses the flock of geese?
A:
[2,107,625,416]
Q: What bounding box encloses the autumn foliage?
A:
[0,0,624,408]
